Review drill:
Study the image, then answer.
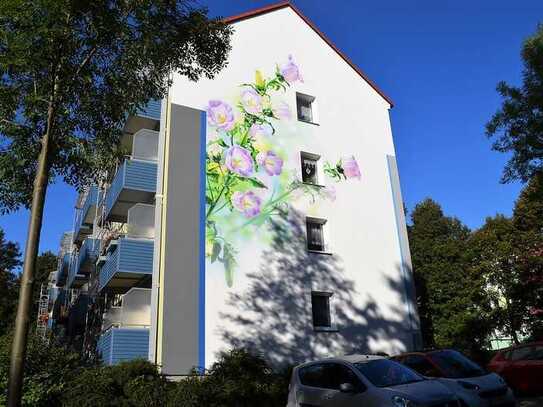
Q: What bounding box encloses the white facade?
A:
[151,3,419,372]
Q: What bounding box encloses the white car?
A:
[392,350,517,407]
[287,354,460,406]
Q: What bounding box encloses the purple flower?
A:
[273,101,291,120]
[249,123,273,139]
[257,150,283,176]
[207,100,235,131]
[342,156,361,180]
[232,191,262,218]
[323,185,337,201]
[225,146,254,177]
[280,55,303,84]
[240,89,263,115]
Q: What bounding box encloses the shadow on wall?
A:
[220,209,419,368]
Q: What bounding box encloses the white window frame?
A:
[296,92,319,124]
[306,216,331,254]
[300,151,325,187]
[310,291,338,332]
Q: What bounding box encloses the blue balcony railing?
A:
[98,238,154,291]
[103,159,157,222]
[136,99,161,121]
[97,327,150,365]
[124,100,161,134]
[74,186,100,243]
[56,253,71,287]
[66,238,100,289]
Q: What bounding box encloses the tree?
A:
[486,25,543,183]
[512,174,543,337]
[469,216,527,344]
[408,199,492,353]
[0,333,86,406]
[0,1,232,404]
[0,228,21,336]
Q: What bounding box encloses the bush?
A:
[168,349,290,407]
[2,341,289,406]
[0,333,86,406]
[62,359,170,407]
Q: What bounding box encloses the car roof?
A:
[393,349,456,357]
[296,354,384,368]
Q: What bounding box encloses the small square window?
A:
[311,292,332,328]
[306,217,327,252]
[301,152,320,185]
[297,93,316,123]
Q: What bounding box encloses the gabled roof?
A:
[224,1,394,107]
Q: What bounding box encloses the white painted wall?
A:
[168,6,416,367]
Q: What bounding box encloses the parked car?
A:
[392,350,516,407]
[287,354,459,406]
[487,342,543,396]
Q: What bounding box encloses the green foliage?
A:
[0,0,232,212]
[62,359,170,407]
[408,199,493,352]
[62,349,288,406]
[168,349,288,407]
[0,333,86,406]
[486,24,543,183]
[0,227,20,336]
[409,184,543,351]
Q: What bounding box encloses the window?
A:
[354,359,424,388]
[529,345,543,360]
[403,355,441,377]
[306,217,327,252]
[511,346,533,361]
[311,292,332,328]
[296,92,316,123]
[299,363,364,391]
[299,363,328,388]
[301,152,321,185]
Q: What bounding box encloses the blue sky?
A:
[1,0,541,254]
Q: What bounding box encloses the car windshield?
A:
[429,350,486,378]
[354,359,425,387]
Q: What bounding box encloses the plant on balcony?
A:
[205,57,362,286]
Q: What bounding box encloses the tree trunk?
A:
[7,106,54,407]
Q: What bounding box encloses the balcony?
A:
[97,327,150,365]
[102,288,151,330]
[103,159,157,222]
[66,238,100,289]
[73,186,100,243]
[98,238,153,292]
[56,253,71,287]
[123,99,161,135]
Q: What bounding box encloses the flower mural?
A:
[205,56,361,286]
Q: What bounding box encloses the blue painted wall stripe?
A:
[198,110,206,372]
[386,155,415,333]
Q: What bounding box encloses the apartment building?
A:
[49,2,420,374]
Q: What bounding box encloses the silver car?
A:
[393,350,516,407]
[287,354,460,406]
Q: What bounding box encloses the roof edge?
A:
[223,1,394,108]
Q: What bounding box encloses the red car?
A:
[487,342,543,395]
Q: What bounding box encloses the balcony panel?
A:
[123,99,161,134]
[97,327,150,365]
[56,253,71,287]
[67,238,100,289]
[74,186,100,243]
[98,238,153,292]
[104,159,157,223]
